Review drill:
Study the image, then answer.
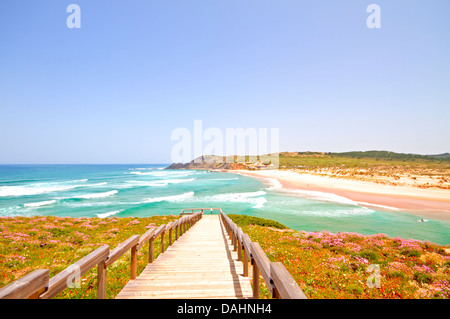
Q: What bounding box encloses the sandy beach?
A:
[232,169,450,221]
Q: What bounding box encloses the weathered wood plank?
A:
[0,269,49,299]
[116,215,252,299]
[40,245,109,299]
[105,235,139,267]
[137,227,156,250]
[251,242,273,297]
[97,261,107,299]
[153,224,166,239]
[270,262,307,299]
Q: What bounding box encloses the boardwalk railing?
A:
[180,208,222,215]
[0,209,307,299]
[0,212,202,299]
[219,210,307,299]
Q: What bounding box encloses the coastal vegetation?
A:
[278,151,450,189]
[167,151,450,189]
[1,214,449,299]
[0,215,179,299]
[228,214,450,299]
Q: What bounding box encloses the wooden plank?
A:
[242,233,252,259]
[270,262,307,299]
[131,245,137,280]
[0,269,49,299]
[97,261,107,299]
[165,222,174,231]
[116,215,253,299]
[40,245,110,299]
[236,227,243,261]
[105,235,139,267]
[153,224,166,239]
[252,262,259,299]
[250,242,273,297]
[148,238,154,263]
[137,227,156,250]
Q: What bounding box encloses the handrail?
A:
[105,235,139,267]
[0,212,203,299]
[39,245,110,299]
[219,210,307,299]
[0,210,304,299]
[180,207,222,215]
[271,262,308,299]
[0,269,49,299]
[137,227,156,250]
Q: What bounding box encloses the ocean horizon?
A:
[0,164,449,245]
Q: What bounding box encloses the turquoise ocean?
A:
[0,164,448,245]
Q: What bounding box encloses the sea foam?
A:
[294,206,374,217]
[24,200,56,208]
[279,188,358,206]
[143,191,194,203]
[97,210,121,218]
[202,191,267,209]
[0,181,107,197]
[74,190,118,199]
[0,184,81,197]
[123,178,195,188]
[265,178,282,190]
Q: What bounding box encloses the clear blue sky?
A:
[0,0,449,164]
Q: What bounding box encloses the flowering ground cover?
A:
[1,214,449,299]
[0,215,178,298]
[228,215,450,299]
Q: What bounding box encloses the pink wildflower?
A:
[127,220,140,226]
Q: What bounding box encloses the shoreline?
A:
[230,169,450,221]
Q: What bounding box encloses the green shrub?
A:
[346,284,364,295]
[228,214,287,229]
[48,228,72,237]
[400,249,421,257]
[358,250,379,263]
[387,271,406,279]
[413,271,433,284]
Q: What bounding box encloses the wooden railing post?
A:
[130,245,137,280]
[242,233,252,278]
[39,245,110,299]
[0,269,49,299]
[237,228,242,261]
[243,247,249,277]
[270,262,307,299]
[252,260,259,299]
[97,261,107,299]
[161,229,166,254]
[149,237,154,263]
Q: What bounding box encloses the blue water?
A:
[0,165,449,245]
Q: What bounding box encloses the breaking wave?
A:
[24,200,57,208]
[73,190,118,199]
[143,191,195,203]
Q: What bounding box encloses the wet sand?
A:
[231,169,450,221]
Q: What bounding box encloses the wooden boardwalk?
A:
[0,209,307,300]
[116,215,253,299]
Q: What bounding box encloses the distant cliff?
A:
[166,156,246,170]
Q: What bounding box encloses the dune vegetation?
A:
[229,215,450,299]
[1,214,449,299]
